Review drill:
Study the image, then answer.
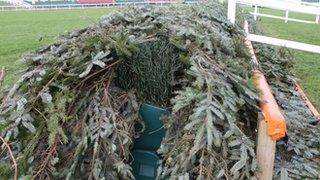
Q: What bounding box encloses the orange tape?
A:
[254,70,287,140]
[244,20,287,141]
[294,81,320,120]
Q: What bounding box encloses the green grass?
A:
[249,8,320,108]
[0,8,114,86]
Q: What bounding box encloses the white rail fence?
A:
[1,0,32,7]
[241,0,320,24]
[228,0,320,54]
[0,1,197,11]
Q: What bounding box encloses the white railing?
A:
[247,34,320,53]
[251,6,319,24]
[238,0,320,24]
[228,0,320,54]
[0,0,32,7]
[0,1,198,11]
[300,0,320,7]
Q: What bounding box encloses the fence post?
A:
[285,10,289,23]
[316,15,319,24]
[256,113,276,180]
[227,0,236,24]
[254,5,258,20]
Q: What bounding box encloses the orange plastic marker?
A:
[244,20,287,141]
[253,70,287,140]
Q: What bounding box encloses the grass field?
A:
[0,8,114,84]
[251,8,320,108]
[0,7,319,108]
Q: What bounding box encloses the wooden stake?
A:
[294,81,320,120]
[256,113,276,180]
[0,66,6,86]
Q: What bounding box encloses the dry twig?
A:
[0,135,18,180]
[0,66,6,86]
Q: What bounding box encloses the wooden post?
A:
[256,113,276,180]
[0,66,6,87]
[294,81,320,120]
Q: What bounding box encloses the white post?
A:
[285,10,289,23]
[228,0,236,24]
[317,0,320,23]
[254,5,258,20]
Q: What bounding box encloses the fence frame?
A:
[228,0,320,54]
[0,0,197,11]
[231,0,320,24]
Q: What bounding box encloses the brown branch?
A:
[0,135,18,180]
[199,148,204,178]
[33,142,57,179]
[74,60,120,90]
[0,66,6,85]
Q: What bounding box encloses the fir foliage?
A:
[0,2,318,180]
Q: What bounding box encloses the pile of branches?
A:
[0,2,318,179]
